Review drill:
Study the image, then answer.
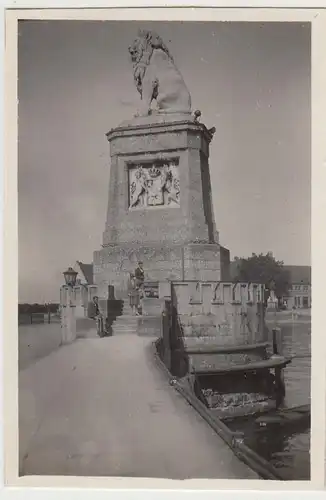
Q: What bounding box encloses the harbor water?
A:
[227,317,311,480]
[19,322,62,371]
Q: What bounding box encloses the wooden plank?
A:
[184,342,270,355]
[255,404,310,427]
[192,356,291,375]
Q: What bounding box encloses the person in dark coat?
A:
[134,261,145,289]
[92,296,104,335]
[93,296,100,316]
[128,275,139,315]
[129,287,140,315]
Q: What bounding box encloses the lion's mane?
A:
[130,30,173,96]
[128,29,191,115]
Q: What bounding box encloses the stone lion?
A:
[128,30,192,116]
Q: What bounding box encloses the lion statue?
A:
[128,30,192,116]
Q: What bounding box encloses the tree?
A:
[233,252,290,299]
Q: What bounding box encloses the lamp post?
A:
[63,267,78,287]
[47,300,51,324]
[61,267,78,344]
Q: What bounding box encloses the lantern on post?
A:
[61,268,78,344]
[63,267,78,287]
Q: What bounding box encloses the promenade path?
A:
[19,333,257,479]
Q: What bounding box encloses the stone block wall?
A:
[94,243,184,299]
[172,281,266,347]
[94,241,222,299]
[102,121,214,248]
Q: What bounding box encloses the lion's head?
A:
[128,30,173,96]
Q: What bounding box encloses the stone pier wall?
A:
[171,281,266,346]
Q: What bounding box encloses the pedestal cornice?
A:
[106,115,215,145]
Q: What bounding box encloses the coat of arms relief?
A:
[129,161,180,209]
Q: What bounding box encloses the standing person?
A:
[130,288,141,316]
[93,296,104,336]
[129,277,140,315]
[128,275,137,315]
[134,261,145,289]
[137,286,144,316]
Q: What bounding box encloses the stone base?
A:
[93,241,223,299]
[137,316,162,337]
[141,298,165,316]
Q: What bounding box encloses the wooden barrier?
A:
[19,313,61,325]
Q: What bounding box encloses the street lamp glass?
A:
[63,267,78,286]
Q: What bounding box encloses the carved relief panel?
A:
[128,159,180,209]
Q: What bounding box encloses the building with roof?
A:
[281,265,311,309]
[73,261,94,286]
[230,261,311,310]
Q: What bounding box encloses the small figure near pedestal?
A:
[93,296,104,337]
[128,274,143,316]
[134,261,145,289]
[292,305,298,321]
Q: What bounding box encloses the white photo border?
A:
[3,3,326,496]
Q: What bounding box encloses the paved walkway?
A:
[19,334,258,479]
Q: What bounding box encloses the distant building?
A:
[73,261,94,286]
[281,265,311,309]
[230,261,311,310]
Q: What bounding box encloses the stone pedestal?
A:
[142,297,165,316]
[94,114,229,299]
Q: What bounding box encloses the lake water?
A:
[272,320,310,480]
[19,323,62,371]
[227,319,311,480]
